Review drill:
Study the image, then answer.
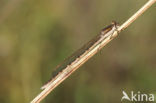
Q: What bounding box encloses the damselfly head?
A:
[111,21,119,27]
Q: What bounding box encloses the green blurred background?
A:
[0,0,156,103]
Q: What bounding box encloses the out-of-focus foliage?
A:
[0,0,156,103]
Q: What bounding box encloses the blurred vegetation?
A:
[0,0,156,103]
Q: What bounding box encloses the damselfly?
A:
[41,21,119,89]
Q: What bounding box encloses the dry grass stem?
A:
[31,0,156,103]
